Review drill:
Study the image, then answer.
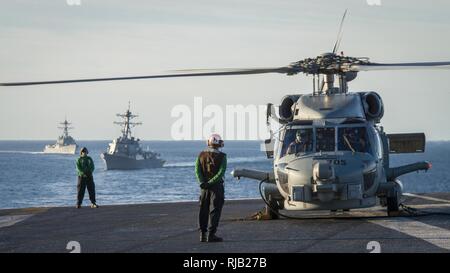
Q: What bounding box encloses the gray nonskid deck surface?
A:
[1,193,450,253]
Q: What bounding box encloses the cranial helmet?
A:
[80,147,89,155]
[207,133,224,148]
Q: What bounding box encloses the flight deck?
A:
[1,193,450,253]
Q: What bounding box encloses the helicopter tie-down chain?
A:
[399,203,421,217]
[399,203,450,218]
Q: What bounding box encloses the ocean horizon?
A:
[0,140,449,209]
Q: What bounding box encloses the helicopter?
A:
[1,12,449,218]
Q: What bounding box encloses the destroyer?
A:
[101,104,165,170]
[43,119,77,154]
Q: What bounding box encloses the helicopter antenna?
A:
[332,9,348,54]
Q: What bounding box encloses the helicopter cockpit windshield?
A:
[281,128,314,157]
[280,125,373,158]
[338,126,372,154]
[316,128,335,152]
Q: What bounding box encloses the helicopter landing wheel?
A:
[264,193,282,220]
[265,199,280,220]
[387,194,400,217]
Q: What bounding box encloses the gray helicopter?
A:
[231,53,436,218]
[1,14,449,218]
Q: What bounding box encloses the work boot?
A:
[90,203,99,208]
[200,232,207,243]
[207,233,223,243]
[76,204,81,209]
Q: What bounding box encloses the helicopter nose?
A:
[312,161,337,202]
[313,161,334,181]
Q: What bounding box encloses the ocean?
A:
[0,140,449,209]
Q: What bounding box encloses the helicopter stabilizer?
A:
[388,161,432,181]
[231,169,274,183]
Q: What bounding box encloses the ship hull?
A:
[43,144,77,155]
[101,153,165,170]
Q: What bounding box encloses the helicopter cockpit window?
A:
[281,128,313,157]
[338,127,371,154]
[316,128,335,152]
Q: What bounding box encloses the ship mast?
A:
[58,118,73,138]
[114,102,142,139]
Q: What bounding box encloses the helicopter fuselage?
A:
[274,121,383,211]
[273,92,386,210]
[233,90,430,215]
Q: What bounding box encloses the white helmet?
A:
[207,133,224,148]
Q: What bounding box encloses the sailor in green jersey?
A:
[195,134,227,243]
[76,147,98,209]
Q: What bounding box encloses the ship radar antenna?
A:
[58,118,73,138]
[114,102,142,139]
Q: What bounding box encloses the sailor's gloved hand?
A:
[81,172,92,178]
[200,182,210,190]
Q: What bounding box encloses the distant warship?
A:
[101,104,165,170]
[43,119,78,154]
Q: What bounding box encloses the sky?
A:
[0,0,450,140]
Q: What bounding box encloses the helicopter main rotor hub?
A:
[288,53,370,76]
[286,53,370,95]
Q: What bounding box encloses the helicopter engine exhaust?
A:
[361,92,384,122]
[279,95,301,122]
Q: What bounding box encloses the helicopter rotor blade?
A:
[0,67,293,86]
[348,61,450,72]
